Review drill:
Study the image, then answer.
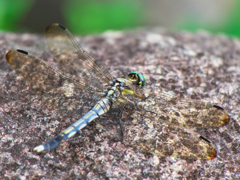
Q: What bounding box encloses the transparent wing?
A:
[6,49,100,95]
[124,85,230,160]
[125,117,217,161]
[139,86,229,129]
[45,23,112,90]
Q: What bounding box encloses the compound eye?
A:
[128,72,137,80]
[137,73,146,87]
[128,72,146,87]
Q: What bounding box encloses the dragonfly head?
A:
[128,72,146,87]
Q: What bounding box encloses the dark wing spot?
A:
[213,105,224,110]
[200,135,211,143]
[17,49,28,55]
[58,24,66,30]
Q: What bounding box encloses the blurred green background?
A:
[1,0,240,37]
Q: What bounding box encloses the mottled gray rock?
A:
[0,27,240,179]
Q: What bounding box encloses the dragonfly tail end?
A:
[33,135,65,153]
[33,145,45,153]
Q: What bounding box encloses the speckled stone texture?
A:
[0,28,240,179]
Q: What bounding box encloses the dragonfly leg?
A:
[118,109,125,142]
[134,100,143,111]
[118,102,129,142]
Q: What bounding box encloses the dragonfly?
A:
[6,23,229,161]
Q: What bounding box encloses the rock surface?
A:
[0,28,240,179]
